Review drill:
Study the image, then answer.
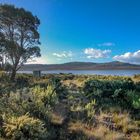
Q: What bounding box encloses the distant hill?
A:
[20,61,140,71]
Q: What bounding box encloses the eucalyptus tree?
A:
[0,32,5,70]
[0,4,41,80]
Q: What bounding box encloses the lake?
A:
[18,70,140,76]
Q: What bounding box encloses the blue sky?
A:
[1,0,140,64]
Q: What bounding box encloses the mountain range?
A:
[20,61,140,71]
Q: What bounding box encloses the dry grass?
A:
[63,79,85,88]
[50,112,64,125]
[132,75,140,82]
[68,121,95,138]
[130,132,140,140]
[68,121,127,140]
[93,125,126,140]
[113,113,130,133]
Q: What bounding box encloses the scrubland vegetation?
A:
[0,72,140,140]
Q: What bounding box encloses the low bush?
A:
[126,90,140,109]
[15,74,32,87]
[0,71,10,83]
[3,114,48,140]
[83,79,136,106]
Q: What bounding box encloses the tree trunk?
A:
[10,68,16,81]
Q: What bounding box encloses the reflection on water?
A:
[18,70,140,76]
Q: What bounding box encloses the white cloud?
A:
[98,42,115,47]
[26,56,47,64]
[113,50,140,64]
[84,48,111,59]
[52,51,73,58]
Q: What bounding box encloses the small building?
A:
[33,70,41,77]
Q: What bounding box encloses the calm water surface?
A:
[18,70,140,76]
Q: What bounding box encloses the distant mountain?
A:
[20,61,140,71]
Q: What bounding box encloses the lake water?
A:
[18,70,140,76]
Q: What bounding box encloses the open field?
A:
[0,72,140,140]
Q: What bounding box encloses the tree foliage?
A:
[0,4,41,80]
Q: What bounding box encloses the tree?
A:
[0,32,6,70]
[0,4,41,80]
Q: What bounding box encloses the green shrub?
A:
[0,71,9,83]
[83,79,135,99]
[22,85,59,122]
[49,77,67,100]
[15,74,32,87]
[135,82,140,92]
[3,114,48,140]
[84,99,96,121]
[32,85,58,107]
[126,90,140,109]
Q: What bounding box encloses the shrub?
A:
[135,82,140,92]
[32,85,58,107]
[83,79,135,103]
[0,91,28,116]
[0,71,9,83]
[49,77,67,100]
[3,114,48,140]
[15,74,32,87]
[84,100,96,121]
[22,85,59,122]
[126,90,140,109]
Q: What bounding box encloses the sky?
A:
[1,0,140,64]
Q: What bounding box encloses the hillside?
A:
[20,61,140,71]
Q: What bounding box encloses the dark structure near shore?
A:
[33,70,41,77]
